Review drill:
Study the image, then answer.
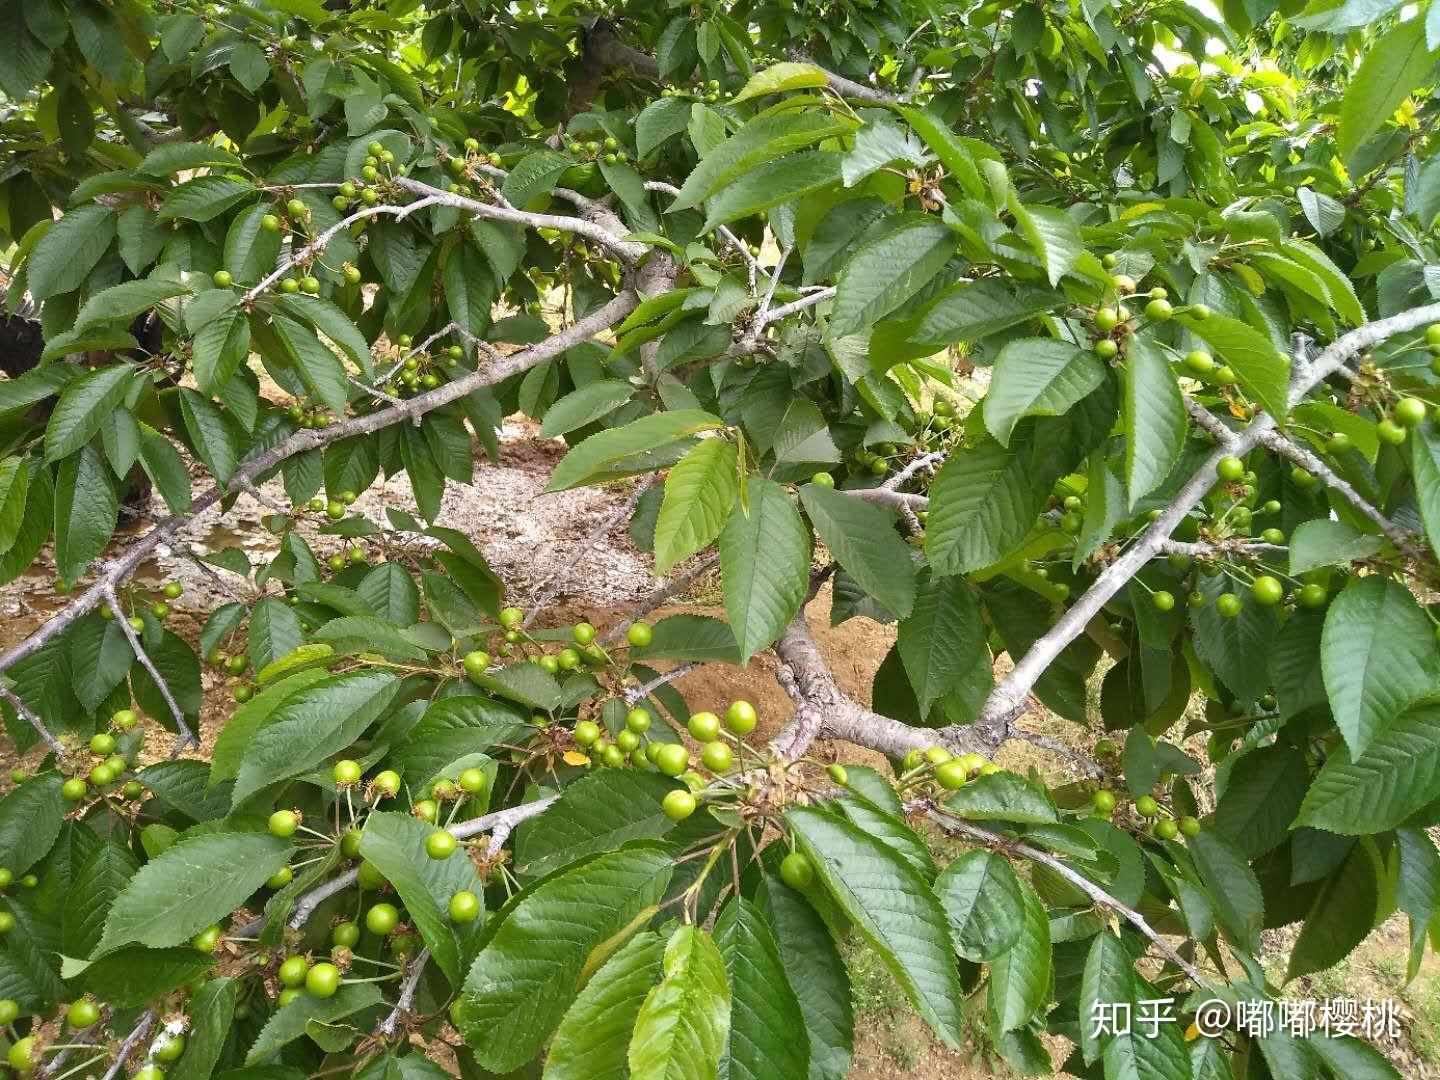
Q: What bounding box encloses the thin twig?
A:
[523,474,657,627]
[375,948,430,1039]
[103,587,196,755]
[0,684,66,757]
[757,247,791,321]
[98,1012,154,1080]
[625,661,699,705]
[930,809,1208,986]
[600,553,719,645]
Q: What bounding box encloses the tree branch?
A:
[979,300,1440,729]
[625,661,699,705]
[600,553,719,645]
[98,1011,155,1080]
[1256,428,1429,562]
[0,291,639,681]
[104,587,197,755]
[929,809,1208,986]
[0,684,66,757]
[394,177,644,265]
[375,947,429,1039]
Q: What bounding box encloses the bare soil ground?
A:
[1,419,1435,1079]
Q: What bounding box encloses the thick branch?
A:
[769,609,1009,761]
[451,794,560,857]
[930,810,1207,986]
[0,291,639,680]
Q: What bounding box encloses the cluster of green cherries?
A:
[0,865,38,939]
[659,78,728,104]
[574,700,761,818]
[560,134,630,168]
[91,580,185,630]
[54,708,147,804]
[444,137,505,196]
[455,609,653,678]
[379,334,467,400]
[1089,745,1202,842]
[4,995,186,1077]
[1087,266,1212,363]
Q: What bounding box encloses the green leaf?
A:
[785,806,964,1047]
[192,310,251,396]
[1288,519,1383,574]
[94,832,292,954]
[77,947,216,1008]
[513,770,678,878]
[653,438,738,574]
[245,983,383,1063]
[359,811,487,985]
[157,176,258,222]
[230,671,400,807]
[459,846,674,1072]
[1289,841,1381,982]
[547,411,724,492]
[926,439,1045,576]
[53,445,117,583]
[1079,932,1131,1065]
[169,977,238,1080]
[179,389,240,486]
[983,338,1105,447]
[755,875,853,1080]
[0,364,80,419]
[629,925,731,1080]
[138,141,242,175]
[719,478,811,664]
[1177,311,1290,420]
[471,663,564,711]
[799,483,917,619]
[1411,424,1440,564]
[909,280,1060,348]
[274,295,372,375]
[0,456,28,555]
[538,381,636,438]
[629,614,741,664]
[1123,336,1187,505]
[1322,576,1440,757]
[670,115,851,212]
[1307,1034,1402,1079]
[273,314,349,416]
[0,774,64,876]
[1338,16,1437,167]
[702,152,845,232]
[74,279,189,333]
[44,364,136,462]
[986,877,1051,1032]
[444,241,494,341]
[943,770,1058,824]
[636,97,693,159]
[715,898,809,1080]
[224,204,282,286]
[27,205,115,301]
[544,932,665,1080]
[69,614,133,711]
[502,150,574,211]
[247,597,305,672]
[1212,745,1307,858]
[1010,200,1082,287]
[1294,704,1440,834]
[829,217,956,339]
[1187,829,1264,953]
[894,107,985,200]
[730,62,829,103]
[933,850,1024,962]
[897,570,984,714]
[63,841,138,957]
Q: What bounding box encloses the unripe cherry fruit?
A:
[449,890,481,923]
[305,962,341,998]
[626,621,653,647]
[662,789,697,821]
[425,830,457,860]
[724,700,758,735]
[779,851,814,889]
[687,711,720,741]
